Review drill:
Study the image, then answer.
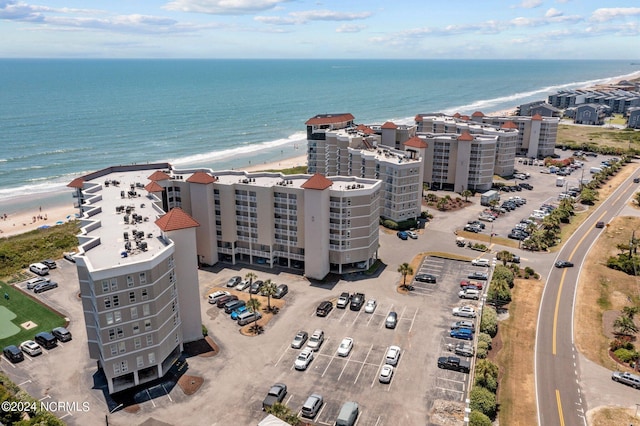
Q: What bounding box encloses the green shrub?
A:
[381,219,398,230]
[480,307,498,337]
[470,386,497,419]
[396,218,418,230]
[493,265,514,288]
[469,410,492,426]
[614,348,640,363]
[478,332,493,349]
[610,338,634,352]
[474,359,499,393]
[476,341,489,359]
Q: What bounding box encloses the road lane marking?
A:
[556,389,565,426]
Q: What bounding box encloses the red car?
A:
[459,280,483,290]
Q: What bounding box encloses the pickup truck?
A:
[437,356,470,373]
[262,383,287,410]
[336,292,350,309]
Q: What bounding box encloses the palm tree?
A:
[496,250,513,267]
[614,315,639,336]
[246,297,262,335]
[397,263,413,289]
[623,306,640,320]
[461,189,473,202]
[267,402,300,425]
[245,271,257,299]
[487,278,511,306]
[260,279,278,312]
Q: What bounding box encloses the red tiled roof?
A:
[144,181,165,193]
[459,115,470,121]
[501,121,518,129]
[301,174,333,190]
[186,171,216,184]
[414,114,423,122]
[67,177,84,189]
[381,121,398,129]
[356,124,375,134]
[155,207,200,232]
[472,111,484,117]
[458,131,474,142]
[453,113,461,118]
[532,113,543,121]
[305,113,355,125]
[404,136,428,148]
[148,170,171,181]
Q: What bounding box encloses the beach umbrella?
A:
[66,215,73,219]
[38,225,50,229]
[56,221,64,225]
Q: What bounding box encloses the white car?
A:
[364,299,377,314]
[294,349,314,370]
[337,337,354,357]
[20,340,42,356]
[385,345,401,366]
[406,230,418,239]
[208,290,230,304]
[306,329,324,351]
[452,305,477,318]
[235,280,251,291]
[379,364,394,383]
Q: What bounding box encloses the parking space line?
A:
[2,357,16,368]
[162,384,173,402]
[59,412,72,419]
[337,353,353,381]
[39,395,50,402]
[315,402,327,421]
[274,347,289,367]
[18,380,32,386]
[146,389,156,407]
[321,354,335,377]
[408,308,418,334]
[437,376,466,385]
[435,386,465,394]
[284,394,293,407]
[354,345,373,384]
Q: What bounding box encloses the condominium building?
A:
[476,113,559,158]
[67,164,201,394]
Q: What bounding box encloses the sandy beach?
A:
[243,154,307,173]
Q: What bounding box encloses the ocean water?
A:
[1,59,639,213]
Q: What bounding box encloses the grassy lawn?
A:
[557,124,640,152]
[0,280,66,348]
[258,165,308,175]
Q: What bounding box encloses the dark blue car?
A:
[450,328,474,340]
[396,231,408,240]
[230,305,249,320]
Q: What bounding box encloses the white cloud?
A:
[515,0,542,9]
[545,8,562,18]
[556,0,570,3]
[336,24,365,33]
[163,0,291,15]
[590,7,640,22]
[255,9,372,25]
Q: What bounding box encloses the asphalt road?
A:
[535,170,640,426]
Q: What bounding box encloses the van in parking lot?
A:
[237,311,262,326]
[458,289,480,300]
[335,401,359,426]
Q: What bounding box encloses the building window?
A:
[116,327,123,338]
[121,361,128,373]
[114,311,122,323]
[144,320,152,331]
[175,333,179,343]
[146,335,153,346]
[143,304,150,316]
[106,313,114,325]
[102,280,109,293]
[139,272,146,285]
[173,314,178,326]
[104,297,111,309]
[118,341,126,353]
[127,275,134,287]
[113,364,120,375]
[134,337,141,349]
[130,307,138,319]
[110,344,117,356]
[148,353,155,364]
[141,289,149,301]
[110,278,118,291]
[137,356,144,368]
[108,329,115,341]
[129,291,136,303]
[132,323,140,334]
[113,295,120,307]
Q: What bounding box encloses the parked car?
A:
[468,272,488,280]
[385,345,401,366]
[306,330,324,351]
[450,328,474,340]
[511,255,521,264]
[34,332,57,349]
[294,348,314,370]
[396,231,408,240]
[224,299,246,314]
[41,259,57,269]
[555,260,574,268]
[364,299,377,313]
[3,345,24,363]
[230,305,249,320]
[51,326,72,342]
[262,383,287,411]
[437,356,470,373]
[458,289,480,300]
[316,301,333,317]
[451,320,475,331]
[452,305,477,318]
[208,290,230,304]
[301,394,324,419]
[29,262,49,276]
[291,331,308,349]
[63,251,77,262]
[455,342,475,357]
[463,225,481,233]
[235,280,251,291]
[337,337,354,357]
[459,280,483,290]
[415,273,436,283]
[249,280,263,294]
[405,230,418,239]
[33,281,58,294]
[26,276,50,290]
[611,371,640,389]
[19,340,42,356]
[226,276,242,287]
[336,292,350,309]
[273,284,288,299]
[471,258,490,267]
[379,364,394,384]
[385,311,398,329]
[216,294,238,308]
[350,292,365,311]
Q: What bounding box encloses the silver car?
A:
[20,340,42,356]
[291,331,308,349]
[306,329,324,351]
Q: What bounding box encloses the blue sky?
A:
[1,0,639,58]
